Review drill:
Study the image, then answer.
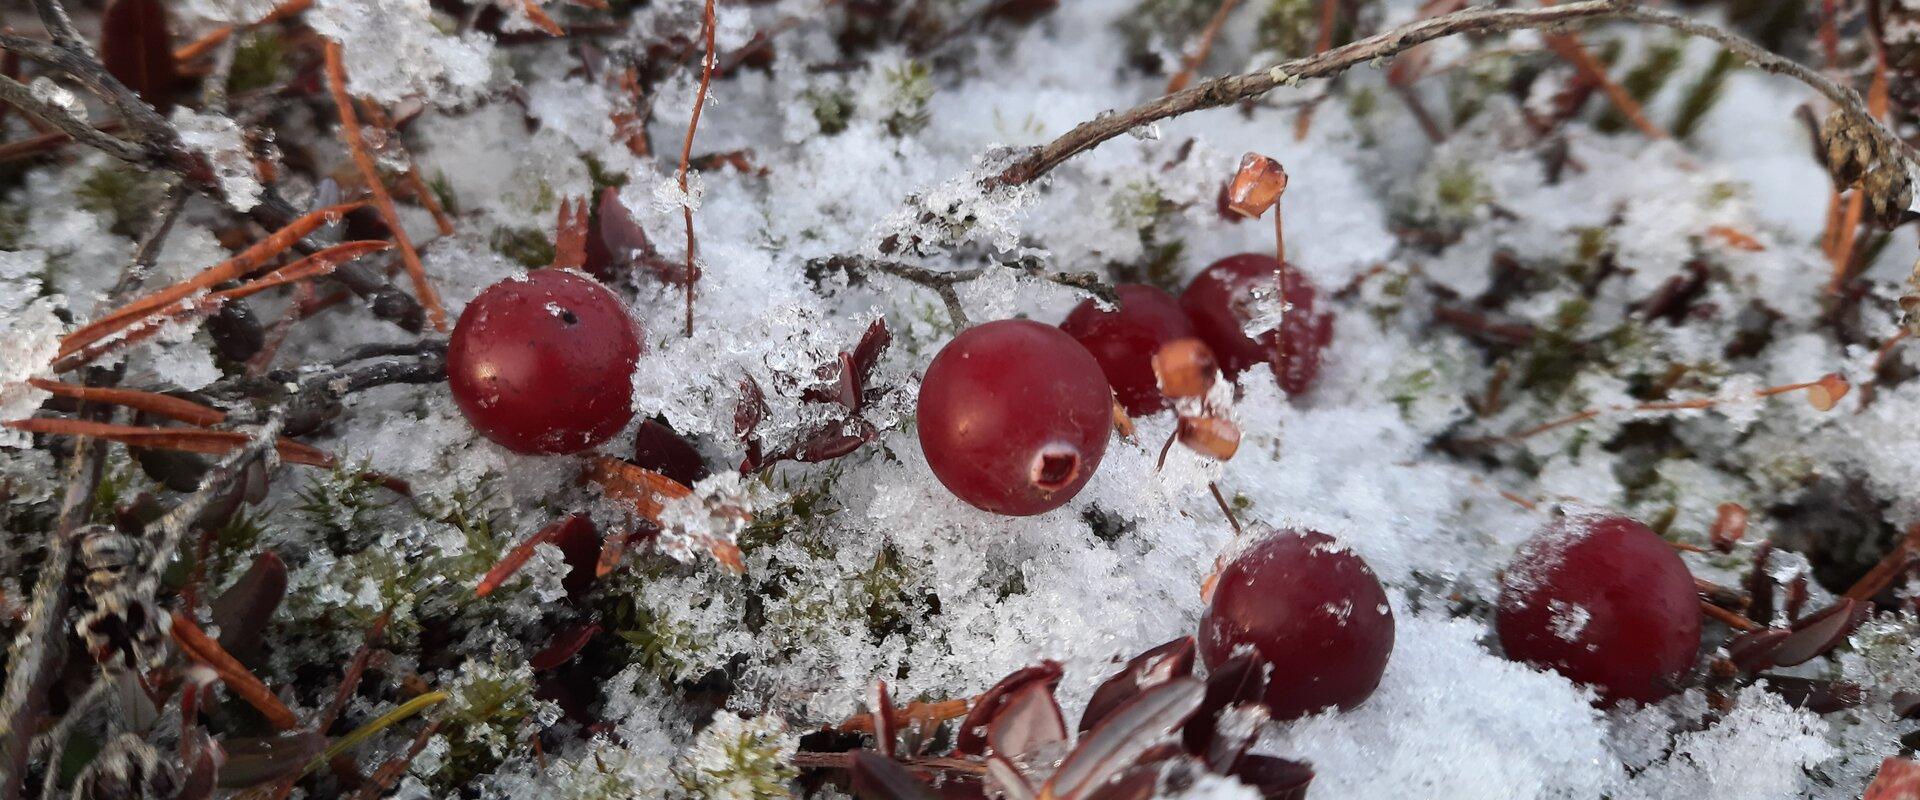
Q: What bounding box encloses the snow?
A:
[170,108,263,211]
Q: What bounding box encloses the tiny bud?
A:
[1806,373,1850,411]
[1177,416,1241,461]
[1225,153,1288,219]
[1710,502,1748,553]
[1153,338,1219,399]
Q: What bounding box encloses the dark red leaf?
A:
[1757,675,1863,714]
[176,732,220,800]
[1865,756,1920,800]
[1081,636,1196,733]
[801,352,860,410]
[633,420,711,488]
[210,551,287,667]
[790,416,876,464]
[1182,652,1268,761]
[1746,541,1775,626]
[870,681,897,757]
[1082,764,1161,800]
[852,318,892,388]
[956,662,1064,756]
[849,750,939,800]
[1048,678,1205,800]
[1226,754,1314,800]
[531,622,602,671]
[736,377,768,439]
[216,732,325,788]
[986,682,1067,760]
[1727,627,1791,674]
[549,514,602,600]
[1894,691,1920,719]
[100,0,179,112]
[1771,597,1869,667]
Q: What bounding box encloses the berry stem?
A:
[678,0,718,338]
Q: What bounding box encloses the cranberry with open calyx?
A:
[448,269,641,454]
[1496,513,1702,706]
[1179,253,1333,396]
[1198,528,1395,720]
[1060,284,1199,416]
[917,319,1112,516]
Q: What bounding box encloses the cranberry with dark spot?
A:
[448,269,641,454]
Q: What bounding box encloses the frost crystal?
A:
[169,109,263,211]
[308,0,494,106]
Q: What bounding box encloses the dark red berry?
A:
[633,419,709,487]
[1060,284,1199,416]
[1199,529,1394,720]
[917,319,1112,516]
[1496,513,1702,706]
[1179,253,1334,396]
[448,269,641,454]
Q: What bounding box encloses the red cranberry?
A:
[917,319,1112,516]
[1059,284,1199,416]
[448,269,641,454]
[1179,253,1333,396]
[1199,529,1395,720]
[1496,513,1702,706]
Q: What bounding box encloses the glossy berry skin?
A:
[1059,284,1199,416]
[1179,253,1334,396]
[1496,514,1702,706]
[917,319,1112,516]
[448,269,641,454]
[1199,529,1395,720]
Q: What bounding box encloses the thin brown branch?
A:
[992,0,1919,187]
[791,751,988,776]
[678,0,718,337]
[812,254,1117,328]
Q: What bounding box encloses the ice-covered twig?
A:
[0,72,146,163]
[991,0,1920,187]
[677,0,719,337]
[813,255,1117,327]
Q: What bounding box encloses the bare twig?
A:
[791,751,988,776]
[812,255,1117,327]
[678,0,718,337]
[0,73,147,163]
[992,0,1919,187]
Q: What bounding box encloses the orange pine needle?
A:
[475,516,572,598]
[27,379,225,427]
[1699,600,1761,631]
[584,456,693,521]
[173,0,315,63]
[550,198,589,271]
[836,698,970,734]
[4,418,334,467]
[53,241,389,372]
[1706,226,1765,252]
[170,611,300,729]
[1539,31,1667,140]
[323,41,448,331]
[60,204,364,357]
[1495,374,1848,443]
[1164,0,1242,94]
[520,0,566,36]
[678,0,718,337]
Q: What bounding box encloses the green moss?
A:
[1258,0,1318,57]
[491,226,556,269]
[294,462,394,555]
[1673,51,1737,140]
[228,32,286,95]
[806,87,854,135]
[75,163,165,237]
[427,172,460,215]
[882,61,934,136]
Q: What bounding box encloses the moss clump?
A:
[75,163,165,237]
[228,32,286,95]
[882,61,935,136]
[491,227,557,269]
[806,87,855,136]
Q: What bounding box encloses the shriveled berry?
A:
[917,319,1112,516]
[448,269,641,454]
[1496,513,1702,706]
[1179,253,1333,396]
[1199,528,1395,720]
[1060,284,1199,415]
